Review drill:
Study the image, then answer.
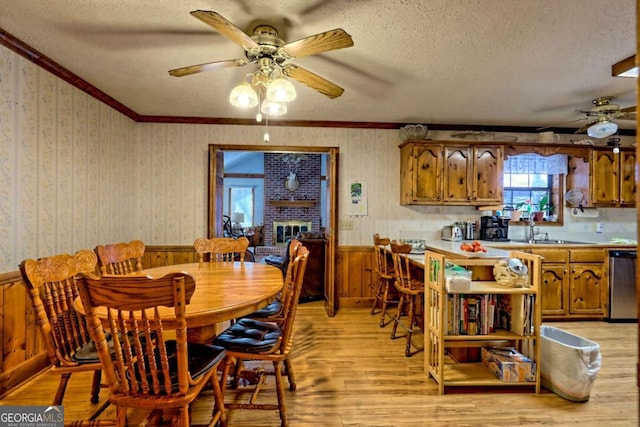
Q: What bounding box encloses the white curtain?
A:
[504,153,568,174]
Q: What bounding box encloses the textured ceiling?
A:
[0,0,636,131]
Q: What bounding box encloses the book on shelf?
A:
[445,293,532,336]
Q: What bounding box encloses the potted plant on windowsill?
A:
[514,199,533,222]
[538,195,555,221]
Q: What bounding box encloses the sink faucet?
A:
[528,216,539,242]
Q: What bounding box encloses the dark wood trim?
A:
[224,173,264,179]
[2,27,634,135]
[0,28,140,120]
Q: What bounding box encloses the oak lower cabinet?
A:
[424,250,541,395]
[529,248,569,317]
[400,141,503,205]
[569,248,607,317]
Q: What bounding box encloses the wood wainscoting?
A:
[337,245,375,309]
[0,271,49,398]
[0,244,376,397]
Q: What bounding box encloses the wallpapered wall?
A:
[1,46,637,273]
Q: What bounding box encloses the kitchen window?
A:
[503,153,567,224]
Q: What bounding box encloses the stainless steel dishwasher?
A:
[607,250,637,322]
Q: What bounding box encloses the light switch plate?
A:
[340,219,354,230]
[596,222,604,233]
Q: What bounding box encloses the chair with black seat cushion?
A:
[19,250,109,419]
[371,234,399,327]
[389,241,425,357]
[194,236,251,262]
[246,239,302,322]
[263,238,298,276]
[213,246,309,427]
[76,271,227,427]
[95,240,145,275]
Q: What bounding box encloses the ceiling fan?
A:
[168,10,354,99]
[573,96,636,137]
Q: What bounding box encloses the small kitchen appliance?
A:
[479,216,510,241]
[441,224,464,241]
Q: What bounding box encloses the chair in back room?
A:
[194,236,252,262]
[213,246,309,427]
[19,250,109,419]
[371,233,399,327]
[95,239,145,275]
[76,271,227,427]
[389,241,425,357]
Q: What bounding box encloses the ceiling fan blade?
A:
[282,64,344,99]
[169,59,247,77]
[575,120,596,134]
[616,112,636,120]
[191,10,259,50]
[279,28,353,59]
[621,105,636,113]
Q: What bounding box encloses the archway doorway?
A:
[208,144,339,317]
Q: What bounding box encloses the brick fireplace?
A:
[263,153,321,245]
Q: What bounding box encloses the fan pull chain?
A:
[263,114,270,143]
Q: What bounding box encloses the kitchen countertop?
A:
[405,239,636,267]
[413,240,511,260]
[483,240,636,248]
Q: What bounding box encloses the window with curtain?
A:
[503,154,567,219]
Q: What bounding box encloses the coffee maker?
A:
[479,216,510,241]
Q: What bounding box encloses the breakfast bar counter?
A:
[413,240,510,264]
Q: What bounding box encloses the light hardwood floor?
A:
[2,302,637,426]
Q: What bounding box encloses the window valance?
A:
[504,153,568,175]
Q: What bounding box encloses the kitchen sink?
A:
[512,239,590,245]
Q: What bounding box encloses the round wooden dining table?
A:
[76,261,284,342]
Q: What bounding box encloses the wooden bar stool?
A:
[389,241,425,357]
[370,234,398,327]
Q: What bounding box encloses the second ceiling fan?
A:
[574,96,636,138]
[168,10,354,100]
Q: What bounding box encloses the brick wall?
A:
[264,153,321,245]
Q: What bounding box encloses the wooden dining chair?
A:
[75,271,227,427]
[241,239,302,390]
[19,250,109,419]
[389,241,425,357]
[213,246,309,427]
[95,239,145,275]
[371,234,399,327]
[194,236,251,262]
[245,238,303,323]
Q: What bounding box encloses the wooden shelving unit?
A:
[424,250,542,395]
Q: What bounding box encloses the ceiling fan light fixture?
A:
[587,120,618,138]
[266,76,296,103]
[229,82,258,108]
[261,99,287,116]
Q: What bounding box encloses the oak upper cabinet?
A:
[400,142,443,204]
[400,141,503,205]
[591,148,636,207]
[569,248,607,317]
[471,145,504,204]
